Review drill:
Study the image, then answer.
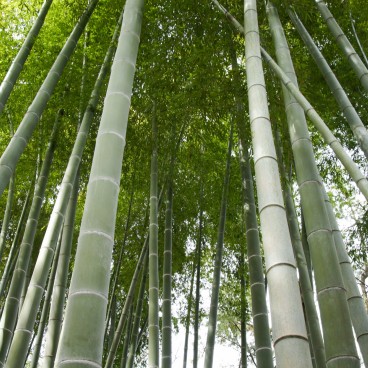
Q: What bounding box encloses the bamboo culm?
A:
[0,111,60,368]
[148,103,160,368]
[243,0,312,366]
[320,183,368,366]
[288,10,368,159]
[231,42,274,368]
[0,0,53,116]
[193,185,203,368]
[212,0,368,201]
[182,261,195,368]
[267,3,359,366]
[54,1,144,365]
[126,255,149,368]
[161,183,173,368]
[0,0,99,197]
[3,12,125,362]
[315,0,368,93]
[0,187,31,300]
[42,169,80,368]
[204,124,233,368]
[30,233,62,368]
[0,176,15,263]
[104,241,148,368]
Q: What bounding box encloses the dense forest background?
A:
[0,0,367,367]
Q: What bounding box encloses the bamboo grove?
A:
[0,0,367,367]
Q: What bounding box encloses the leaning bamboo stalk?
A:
[0,176,15,263]
[0,0,53,116]
[29,233,62,368]
[104,242,148,368]
[211,0,368,201]
[204,124,233,368]
[288,10,368,159]
[4,14,122,361]
[0,187,31,299]
[0,111,60,368]
[315,0,368,93]
[0,0,99,197]
[349,13,368,68]
[41,170,80,368]
[243,0,312,366]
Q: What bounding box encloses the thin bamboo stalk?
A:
[288,10,368,159]
[204,124,233,368]
[0,111,60,368]
[0,0,99,197]
[315,0,368,93]
[0,0,54,116]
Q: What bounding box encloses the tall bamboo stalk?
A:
[104,241,148,368]
[126,255,148,368]
[349,13,368,68]
[193,184,203,368]
[320,184,368,366]
[0,111,60,368]
[239,243,247,368]
[54,1,144,364]
[243,1,312,366]
[211,0,368,201]
[149,103,160,368]
[42,170,80,368]
[266,3,359,366]
[204,124,233,368]
[231,43,273,368]
[0,187,31,300]
[288,10,368,159]
[315,0,368,93]
[182,261,195,368]
[0,0,99,197]
[29,233,62,368]
[161,182,173,368]
[0,0,54,116]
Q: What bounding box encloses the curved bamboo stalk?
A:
[243,1,312,366]
[288,10,368,159]
[267,3,359,367]
[0,111,60,368]
[204,124,233,368]
[0,0,99,197]
[0,0,53,116]
[315,0,368,93]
